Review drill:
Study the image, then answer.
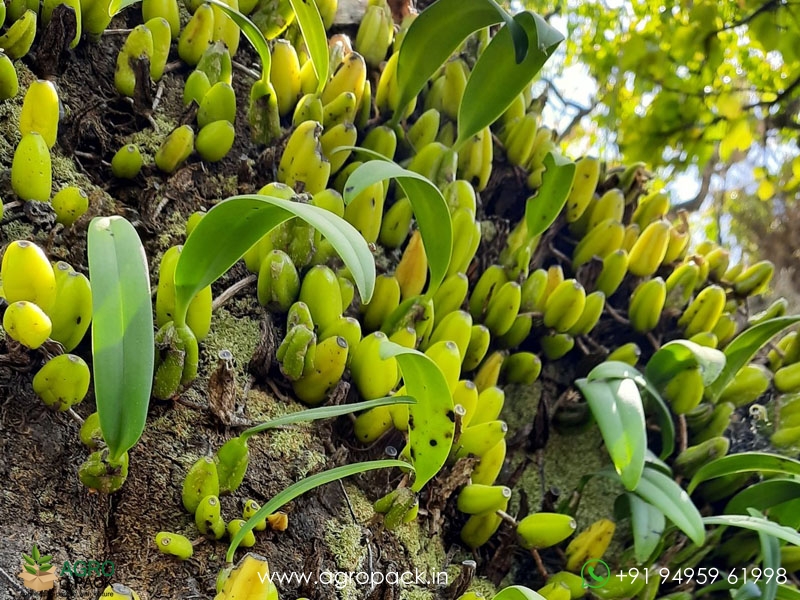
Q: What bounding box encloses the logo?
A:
[581,559,611,589]
[19,545,58,592]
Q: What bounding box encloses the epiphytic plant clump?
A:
[2,0,800,597]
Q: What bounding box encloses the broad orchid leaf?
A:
[343,160,452,294]
[525,152,576,237]
[394,0,529,126]
[576,375,646,490]
[456,11,563,149]
[175,195,375,325]
[706,316,800,402]
[88,216,154,462]
[646,340,725,388]
[379,340,454,492]
[688,452,800,494]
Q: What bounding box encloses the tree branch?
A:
[705,0,780,41]
[673,152,718,212]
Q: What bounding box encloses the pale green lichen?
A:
[325,521,366,572]
[51,152,95,191]
[202,307,261,378]
[269,429,326,477]
[466,578,498,598]
[341,484,374,524]
[391,520,447,578]
[0,220,36,243]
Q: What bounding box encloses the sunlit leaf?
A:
[645,340,725,389]
[241,396,416,440]
[576,375,646,491]
[379,341,454,492]
[206,0,272,78]
[286,0,328,93]
[586,360,675,458]
[456,11,563,149]
[703,514,800,546]
[394,0,529,125]
[492,586,547,600]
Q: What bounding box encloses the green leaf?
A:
[524,152,576,237]
[110,0,141,16]
[688,452,800,494]
[705,316,800,402]
[379,340,454,493]
[241,396,416,440]
[206,0,271,79]
[22,554,35,566]
[38,555,52,564]
[287,0,328,94]
[725,478,800,515]
[752,509,780,600]
[227,459,410,560]
[32,545,39,561]
[703,514,800,546]
[606,466,705,546]
[769,497,800,529]
[576,376,646,490]
[343,160,452,294]
[24,565,37,575]
[624,493,666,564]
[733,582,764,600]
[88,216,154,462]
[492,586,548,600]
[394,0,528,126]
[175,195,375,325]
[776,585,800,600]
[455,11,564,149]
[645,340,725,389]
[586,360,675,459]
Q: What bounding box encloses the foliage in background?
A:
[523,0,800,279]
